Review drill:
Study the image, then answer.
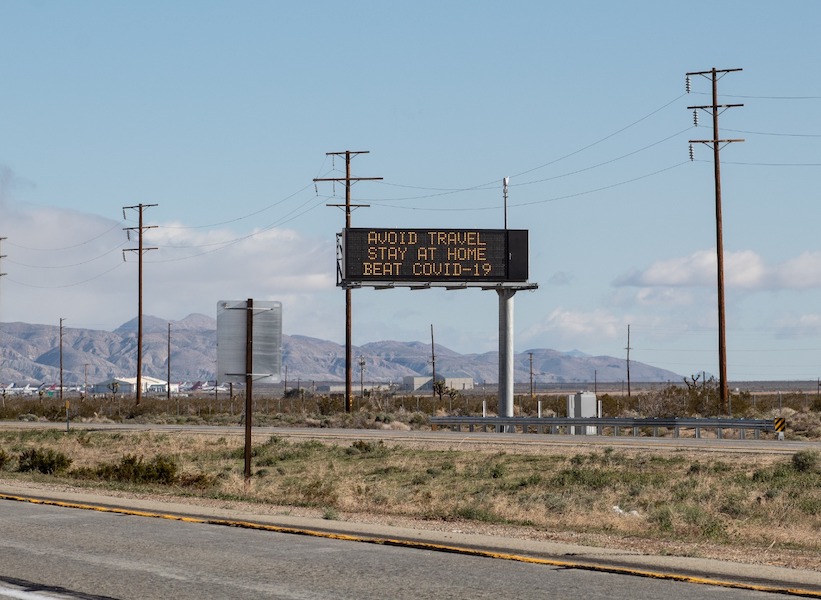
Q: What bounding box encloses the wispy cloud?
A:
[0,164,35,209]
[548,271,573,286]
[773,313,821,339]
[0,204,335,332]
[520,307,628,348]
[614,249,821,292]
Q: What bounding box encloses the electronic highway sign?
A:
[340,228,528,285]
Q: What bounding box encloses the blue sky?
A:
[1,1,821,381]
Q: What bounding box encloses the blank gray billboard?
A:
[216,300,282,383]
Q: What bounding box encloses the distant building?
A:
[316,384,347,394]
[91,376,176,395]
[402,376,474,392]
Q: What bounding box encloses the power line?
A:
[4,221,125,252]
[160,181,318,230]
[376,161,689,212]
[717,126,821,138]
[720,160,821,167]
[374,94,688,198]
[6,262,126,289]
[691,91,821,100]
[7,240,128,268]
[145,197,329,263]
[369,127,691,203]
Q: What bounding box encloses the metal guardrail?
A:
[430,416,779,440]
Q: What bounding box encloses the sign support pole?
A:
[497,289,516,431]
[244,298,253,487]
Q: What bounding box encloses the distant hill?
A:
[0,314,682,386]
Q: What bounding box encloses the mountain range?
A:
[0,314,681,386]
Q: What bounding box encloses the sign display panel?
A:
[216,300,282,383]
[342,228,528,284]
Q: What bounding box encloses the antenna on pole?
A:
[503,177,509,230]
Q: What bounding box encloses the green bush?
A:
[792,450,819,473]
[649,504,674,532]
[346,439,387,455]
[74,454,178,484]
[453,504,498,523]
[18,448,72,474]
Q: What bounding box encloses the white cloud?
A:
[0,165,35,208]
[0,203,335,332]
[614,250,715,287]
[520,307,627,348]
[773,313,821,339]
[548,271,573,286]
[615,249,821,292]
[775,252,821,290]
[629,287,696,308]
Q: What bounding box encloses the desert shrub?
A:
[408,412,429,426]
[452,504,499,523]
[177,471,218,489]
[551,467,613,490]
[346,439,387,455]
[245,438,325,466]
[17,447,72,474]
[75,454,178,484]
[0,448,9,470]
[649,504,674,532]
[792,450,819,473]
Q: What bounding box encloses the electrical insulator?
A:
[686,75,691,93]
[689,144,694,161]
[693,109,699,126]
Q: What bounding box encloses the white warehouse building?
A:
[402,376,474,392]
[91,377,179,396]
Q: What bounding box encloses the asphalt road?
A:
[0,500,797,600]
[3,420,818,455]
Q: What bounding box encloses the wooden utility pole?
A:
[314,152,381,413]
[430,324,436,398]
[687,67,743,414]
[0,237,6,384]
[59,318,65,403]
[167,322,172,401]
[529,351,534,403]
[123,204,158,405]
[626,324,631,398]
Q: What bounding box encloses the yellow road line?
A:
[2,492,819,598]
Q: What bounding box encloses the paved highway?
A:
[0,500,798,600]
[2,420,818,455]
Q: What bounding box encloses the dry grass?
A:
[1,428,819,572]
